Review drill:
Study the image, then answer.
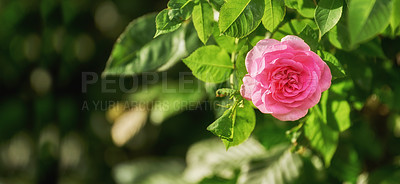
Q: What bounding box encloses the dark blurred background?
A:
[0,0,216,183]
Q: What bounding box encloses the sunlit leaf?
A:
[314,0,343,37]
[155,0,195,37]
[183,45,233,83]
[207,108,234,141]
[262,0,286,32]
[218,0,265,38]
[222,100,256,149]
[304,107,339,166]
[192,0,214,44]
[391,0,400,32]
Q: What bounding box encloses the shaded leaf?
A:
[103,13,191,76]
[273,19,317,40]
[328,146,361,183]
[285,0,315,18]
[348,0,392,46]
[237,144,303,184]
[317,50,346,80]
[113,158,188,184]
[328,16,352,50]
[184,138,266,182]
[149,79,205,124]
[209,0,225,11]
[298,25,319,51]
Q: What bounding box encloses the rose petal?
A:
[272,109,308,121]
[319,64,332,92]
[251,87,271,113]
[281,35,310,51]
[246,39,281,76]
[263,92,292,114]
[240,74,256,100]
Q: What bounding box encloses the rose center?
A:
[272,67,301,91]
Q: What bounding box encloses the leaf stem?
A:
[312,0,317,6]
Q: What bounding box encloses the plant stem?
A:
[229,38,240,88]
[313,0,317,6]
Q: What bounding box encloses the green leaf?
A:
[168,0,194,20]
[314,0,343,37]
[348,0,392,46]
[304,107,339,167]
[218,0,265,38]
[237,144,303,184]
[328,147,361,183]
[328,16,352,50]
[207,109,234,141]
[253,114,292,150]
[128,78,205,125]
[149,79,205,124]
[317,50,346,80]
[184,138,266,182]
[235,43,251,89]
[262,0,286,32]
[319,90,351,132]
[113,159,187,184]
[329,100,351,132]
[272,19,317,40]
[355,38,387,59]
[192,0,214,44]
[391,0,400,32]
[103,13,190,76]
[212,26,246,53]
[222,100,256,149]
[199,176,237,184]
[298,25,319,51]
[155,0,195,37]
[285,0,315,18]
[183,45,233,83]
[154,9,183,38]
[209,0,225,11]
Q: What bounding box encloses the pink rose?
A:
[240,35,332,121]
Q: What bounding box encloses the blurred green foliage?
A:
[2,0,400,184]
